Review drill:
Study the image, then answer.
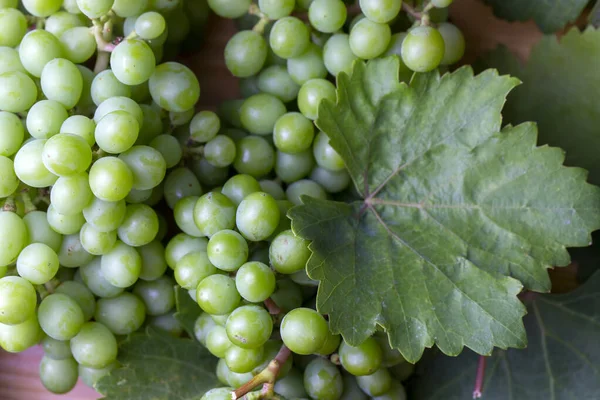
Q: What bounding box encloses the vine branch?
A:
[231,345,291,400]
[472,355,487,398]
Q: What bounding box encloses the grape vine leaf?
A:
[96,328,218,400]
[408,271,600,399]
[478,27,600,186]
[483,0,588,33]
[174,286,202,338]
[288,57,600,363]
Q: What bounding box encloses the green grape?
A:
[225,344,264,373]
[133,275,176,316]
[164,167,203,209]
[259,0,294,19]
[27,100,69,140]
[0,8,27,47]
[257,65,300,103]
[280,307,328,355]
[286,179,327,205]
[16,243,59,285]
[59,27,96,64]
[217,98,244,128]
[0,314,42,353]
[349,18,391,59]
[259,180,285,200]
[339,337,383,376]
[274,368,308,398]
[355,368,392,396]
[233,135,275,178]
[119,145,167,190]
[388,361,415,381]
[152,0,182,13]
[135,11,166,40]
[126,188,152,204]
[0,47,25,75]
[270,17,310,59]
[74,65,95,115]
[19,29,64,78]
[170,108,195,127]
[194,312,217,345]
[175,251,217,290]
[147,311,183,337]
[79,258,124,299]
[269,230,311,274]
[0,112,23,156]
[215,357,232,386]
[83,197,126,232]
[78,363,117,389]
[95,110,140,154]
[55,281,96,321]
[110,39,156,86]
[89,156,134,202]
[0,276,36,324]
[94,96,144,127]
[317,331,342,356]
[304,358,344,399]
[50,173,93,215]
[79,222,117,255]
[207,0,250,18]
[371,381,407,400]
[43,10,85,38]
[39,355,78,394]
[298,78,337,121]
[240,93,286,136]
[41,58,83,109]
[196,274,240,315]
[309,0,347,33]
[0,0,17,6]
[95,292,146,335]
[149,62,201,112]
[273,112,315,154]
[0,211,27,267]
[47,206,85,235]
[204,135,237,167]
[41,336,72,360]
[359,0,401,24]
[270,279,303,312]
[38,293,85,341]
[206,325,234,358]
[110,0,146,16]
[224,30,268,78]
[136,104,162,145]
[190,111,221,143]
[13,139,58,188]
[60,115,96,147]
[235,261,276,303]
[201,387,236,400]
[225,305,273,349]
[401,25,445,72]
[222,174,262,206]
[70,321,118,368]
[100,240,142,288]
[236,192,280,241]
[211,313,230,327]
[0,71,38,113]
[207,229,249,271]
[57,233,94,268]
[165,232,208,269]
[432,0,453,7]
[372,333,406,367]
[76,0,114,19]
[91,70,132,107]
[275,149,315,183]
[194,192,236,237]
[287,43,328,85]
[23,211,62,252]
[313,130,345,171]
[310,164,351,194]
[0,156,18,197]
[137,240,168,281]
[438,22,466,65]
[174,196,204,237]
[340,373,369,400]
[191,158,230,188]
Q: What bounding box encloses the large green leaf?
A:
[288,57,600,363]
[96,328,219,400]
[409,272,600,399]
[483,0,588,33]
[479,27,600,185]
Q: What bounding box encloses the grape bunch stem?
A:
[472,355,487,398]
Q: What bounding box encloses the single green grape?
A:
[117,203,159,247]
[135,12,166,40]
[70,321,118,368]
[19,29,64,78]
[47,206,85,235]
[206,324,234,358]
[0,276,37,325]
[196,274,241,315]
[309,0,347,33]
[207,229,249,271]
[235,261,276,303]
[57,233,94,268]
[194,312,217,346]
[0,314,43,353]
[224,30,268,78]
[349,18,391,59]
[94,292,146,335]
[355,367,393,396]
[259,180,285,200]
[0,111,24,157]
[274,368,308,398]
[236,192,280,241]
[149,134,183,169]
[259,0,295,19]
[95,110,140,154]
[340,373,369,400]
[76,0,114,19]
[438,22,466,65]
[165,232,208,269]
[273,112,315,154]
[339,337,383,376]
[40,58,83,109]
[276,150,314,184]
[303,357,344,399]
[359,0,402,24]
[222,174,262,206]
[285,179,327,206]
[258,64,300,103]
[240,93,287,136]
[16,243,60,285]
[0,156,18,198]
[79,258,125,299]
[225,305,273,349]
[0,71,38,113]
[310,165,351,193]
[50,173,93,215]
[39,355,78,394]
[401,26,445,72]
[88,156,134,202]
[190,111,221,143]
[60,26,97,64]
[270,17,310,59]
[0,47,25,75]
[91,70,131,107]
[38,293,85,341]
[201,387,236,400]
[298,79,337,121]
[110,39,156,86]
[137,240,168,281]
[132,275,175,316]
[0,8,27,47]
[269,230,311,274]
[204,135,237,168]
[41,336,72,360]
[83,197,126,233]
[287,43,328,85]
[149,62,200,112]
[225,344,264,373]
[233,135,276,178]
[175,251,218,290]
[42,133,92,177]
[193,192,236,237]
[147,311,183,337]
[60,115,96,147]
[55,281,96,321]
[163,167,203,209]
[280,308,328,355]
[207,0,251,18]
[93,96,143,126]
[100,240,142,288]
[313,130,345,171]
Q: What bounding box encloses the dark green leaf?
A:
[96,328,219,400]
[483,0,588,33]
[409,272,600,399]
[288,57,600,363]
[479,28,600,185]
[591,1,600,27]
[175,286,201,338]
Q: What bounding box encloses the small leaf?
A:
[289,57,600,363]
[483,0,588,33]
[96,328,219,400]
[175,286,201,338]
[479,27,600,185]
[409,272,600,399]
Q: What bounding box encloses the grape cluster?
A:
[0,0,463,399]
